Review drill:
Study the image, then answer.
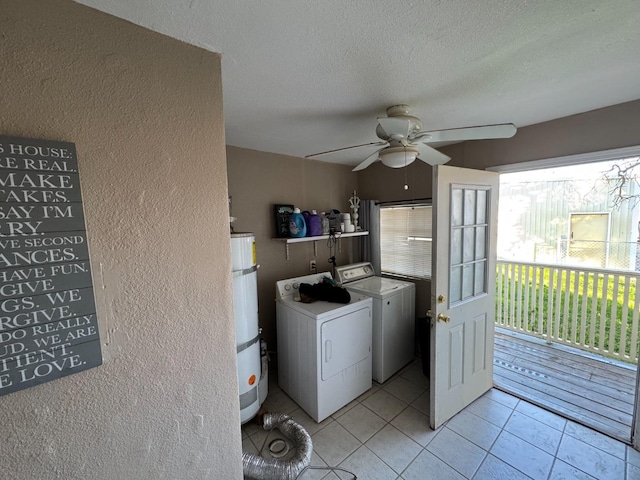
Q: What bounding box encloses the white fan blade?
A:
[352,148,384,171]
[413,123,516,143]
[305,141,387,158]
[378,117,411,140]
[415,143,451,166]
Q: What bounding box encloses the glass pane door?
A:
[449,185,490,304]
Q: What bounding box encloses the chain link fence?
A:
[532,238,640,271]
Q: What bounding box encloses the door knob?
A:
[437,313,451,323]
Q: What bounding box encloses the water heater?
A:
[231,233,264,423]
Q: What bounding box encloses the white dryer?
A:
[276,272,372,422]
[335,262,416,384]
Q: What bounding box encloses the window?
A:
[380,205,432,279]
[450,186,489,303]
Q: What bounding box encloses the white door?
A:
[430,165,499,429]
[569,212,610,267]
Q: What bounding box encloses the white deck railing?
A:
[496,260,640,363]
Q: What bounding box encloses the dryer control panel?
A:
[275,272,333,300]
[335,262,375,285]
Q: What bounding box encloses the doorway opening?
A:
[492,148,640,444]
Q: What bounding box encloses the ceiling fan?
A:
[306,105,517,171]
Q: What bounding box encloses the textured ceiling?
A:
[75,0,640,166]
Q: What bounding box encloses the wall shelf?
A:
[274,231,368,260]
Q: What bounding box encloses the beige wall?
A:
[445,98,640,171]
[358,160,433,203]
[226,146,360,349]
[0,1,242,478]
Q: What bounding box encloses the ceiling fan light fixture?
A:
[318,104,517,172]
[379,146,419,168]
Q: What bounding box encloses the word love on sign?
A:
[0,135,102,396]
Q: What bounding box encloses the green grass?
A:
[496,265,639,363]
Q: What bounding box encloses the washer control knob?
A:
[284,284,291,291]
[293,282,299,289]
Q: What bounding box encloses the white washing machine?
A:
[335,262,416,384]
[276,272,372,422]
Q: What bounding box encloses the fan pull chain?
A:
[404,146,409,190]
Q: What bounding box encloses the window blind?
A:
[380,205,432,279]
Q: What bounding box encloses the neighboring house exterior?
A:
[498,158,640,270]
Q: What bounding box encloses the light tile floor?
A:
[242,359,640,479]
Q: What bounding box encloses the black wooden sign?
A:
[0,135,102,396]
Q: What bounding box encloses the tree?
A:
[600,157,640,209]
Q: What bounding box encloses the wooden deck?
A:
[493,328,637,443]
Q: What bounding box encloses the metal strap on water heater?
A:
[239,385,258,409]
[237,333,261,354]
[232,264,259,278]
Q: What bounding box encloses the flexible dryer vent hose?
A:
[242,413,312,480]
